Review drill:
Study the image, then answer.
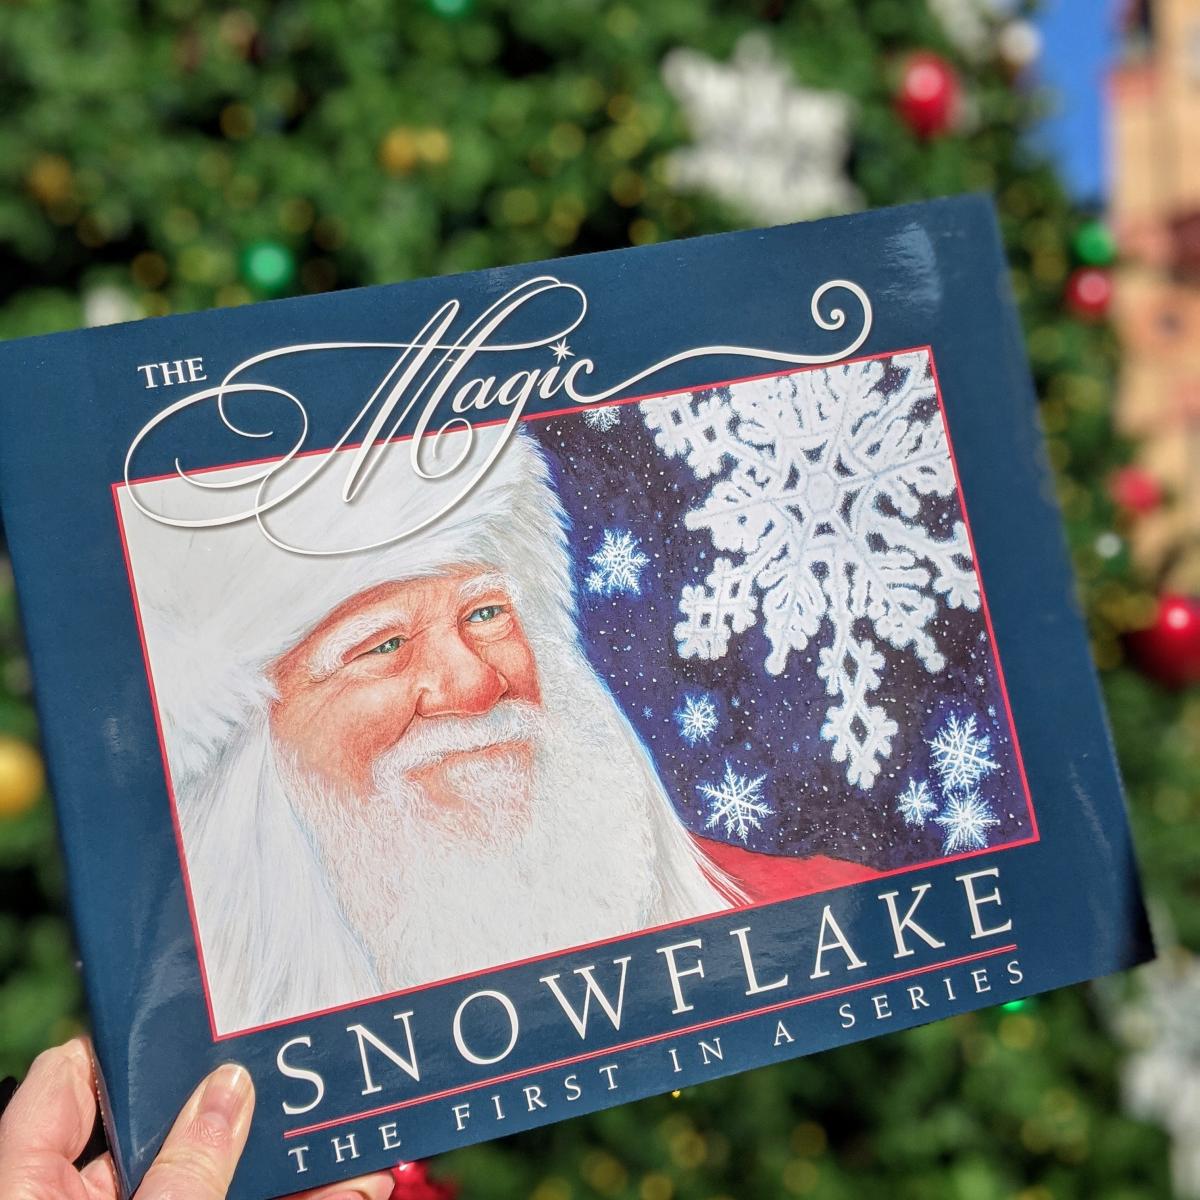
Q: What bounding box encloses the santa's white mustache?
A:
[372,699,545,779]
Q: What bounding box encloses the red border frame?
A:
[110,344,1039,1043]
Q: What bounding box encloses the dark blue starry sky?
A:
[527,379,1034,872]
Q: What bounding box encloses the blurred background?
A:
[0,0,1197,1197]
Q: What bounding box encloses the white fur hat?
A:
[119,427,576,786]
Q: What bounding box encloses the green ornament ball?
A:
[241,240,296,293]
[1073,220,1116,267]
[428,0,473,16]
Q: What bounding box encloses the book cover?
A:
[0,196,1152,1199]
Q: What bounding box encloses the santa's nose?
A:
[410,624,507,719]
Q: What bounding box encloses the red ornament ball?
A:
[1109,466,1163,515]
[1125,594,1200,689]
[1064,267,1113,320]
[390,1161,457,1200]
[896,52,960,137]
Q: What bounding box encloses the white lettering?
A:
[810,906,867,979]
[453,991,520,1066]
[276,1036,325,1116]
[346,1013,421,1095]
[540,957,631,1038]
[657,938,706,1014]
[729,925,789,995]
[331,1133,359,1164]
[878,884,946,957]
[956,868,1013,939]
[124,279,873,555]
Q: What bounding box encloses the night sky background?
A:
[527,367,1035,873]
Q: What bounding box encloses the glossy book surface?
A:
[0,197,1151,1199]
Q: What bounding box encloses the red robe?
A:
[692,834,879,904]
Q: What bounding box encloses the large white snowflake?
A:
[897,778,938,827]
[700,761,772,843]
[586,529,649,597]
[934,788,1000,855]
[583,405,621,432]
[928,712,998,793]
[676,694,719,744]
[642,350,979,788]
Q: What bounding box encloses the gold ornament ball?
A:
[415,127,451,165]
[0,736,44,817]
[379,127,418,175]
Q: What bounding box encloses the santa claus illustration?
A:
[126,424,874,1034]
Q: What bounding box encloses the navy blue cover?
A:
[0,197,1151,1199]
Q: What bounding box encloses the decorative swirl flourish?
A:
[123,276,873,555]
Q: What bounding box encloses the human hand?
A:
[0,1037,394,1200]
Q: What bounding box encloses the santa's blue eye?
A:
[369,635,404,654]
[467,605,504,623]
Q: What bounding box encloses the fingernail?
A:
[63,1037,92,1070]
[198,1064,253,1129]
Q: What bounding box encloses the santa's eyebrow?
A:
[310,611,408,680]
[458,571,511,604]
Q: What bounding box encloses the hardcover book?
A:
[0,196,1151,1199]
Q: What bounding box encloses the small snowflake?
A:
[897,778,938,827]
[928,712,998,792]
[700,761,772,843]
[583,405,621,432]
[676,694,719,744]
[642,705,654,719]
[934,788,1000,855]
[586,529,650,596]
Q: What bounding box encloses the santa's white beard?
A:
[178,639,731,1033]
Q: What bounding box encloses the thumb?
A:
[0,1038,98,1200]
[135,1064,254,1200]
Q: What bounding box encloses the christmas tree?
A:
[1,1,1196,1196]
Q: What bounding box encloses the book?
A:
[0,196,1152,1199]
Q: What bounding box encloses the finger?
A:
[134,1064,254,1200]
[284,1170,394,1200]
[0,1038,96,1162]
[79,1152,120,1200]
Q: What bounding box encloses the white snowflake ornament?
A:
[643,350,979,789]
[700,761,772,843]
[661,34,860,225]
[926,0,994,60]
[1116,950,1200,1199]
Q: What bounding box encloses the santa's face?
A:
[270,566,542,818]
